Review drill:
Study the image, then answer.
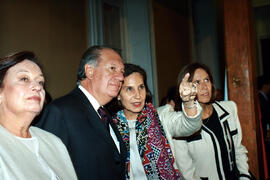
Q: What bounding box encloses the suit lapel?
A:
[214,102,230,122]
[72,88,120,152]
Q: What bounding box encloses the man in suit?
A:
[258,75,270,139]
[37,46,126,180]
[258,75,270,173]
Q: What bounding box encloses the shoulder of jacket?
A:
[48,88,86,108]
[214,101,238,115]
[30,126,63,143]
[214,100,236,108]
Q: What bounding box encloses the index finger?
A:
[182,73,190,83]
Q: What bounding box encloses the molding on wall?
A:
[252,0,270,7]
[87,0,104,46]
[125,0,157,105]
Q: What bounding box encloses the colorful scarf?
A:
[113,102,181,180]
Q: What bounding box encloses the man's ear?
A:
[84,64,94,79]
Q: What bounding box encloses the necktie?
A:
[98,107,110,132]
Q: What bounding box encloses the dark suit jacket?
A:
[36,87,127,180]
[259,92,270,138]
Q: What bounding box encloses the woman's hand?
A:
[179,73,197,103]
[179,73,198,115]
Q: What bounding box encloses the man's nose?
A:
[115,71,124,81]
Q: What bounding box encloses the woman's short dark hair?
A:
[106,63,152,113]
[177,63,216,104]
[0,51,38,88]
[124,63,152,103]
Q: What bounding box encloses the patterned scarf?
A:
[113,103,181,180]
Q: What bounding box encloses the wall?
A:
[253,5,270,76]
[153,1,191,104]
[192,0,224,90]
[0,0,88,99]
[124,0,158,105]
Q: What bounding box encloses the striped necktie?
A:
[98,107,110,132]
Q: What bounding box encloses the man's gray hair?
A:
[77,45,109,83]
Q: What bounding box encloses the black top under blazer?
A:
[36,87,127,180]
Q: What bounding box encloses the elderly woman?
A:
[0,51,77,179]
[172,63,251,180]
[112,63,202,180]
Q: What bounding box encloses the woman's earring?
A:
[117,96,120,101]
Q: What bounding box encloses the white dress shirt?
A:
[78,85,120,152]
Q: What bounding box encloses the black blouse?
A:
[203,108,233,179]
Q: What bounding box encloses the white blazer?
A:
[172,101,251,180]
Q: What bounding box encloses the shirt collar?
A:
[259,90,268,101]
[78,85,100,112]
